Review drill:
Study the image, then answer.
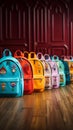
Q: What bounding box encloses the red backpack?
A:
[14,50,33,94]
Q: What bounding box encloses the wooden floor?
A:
[0,84,73,130]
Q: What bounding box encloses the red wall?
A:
[0,0,72,56]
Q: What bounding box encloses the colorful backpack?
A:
[37,52,52,89]
[52,55,66,87]
[64,56,73,83]
[28,52,45,92]
[14,50,33,94]
[0,49,24,97]
[60,58,70,85]
[44,54,60,88]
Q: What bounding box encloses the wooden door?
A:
[33,1,70,56]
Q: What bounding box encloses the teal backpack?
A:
[60,58,70,85]
[52,55,66,87]
[0,49,24,97]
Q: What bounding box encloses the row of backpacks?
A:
[0,49,72,97]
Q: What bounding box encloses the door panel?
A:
[51,13,64,42]
[0,1,29,53]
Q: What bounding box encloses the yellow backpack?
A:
[69,62,73,82]
[28,52,45,92]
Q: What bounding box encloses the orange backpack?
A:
[14,50,33,94]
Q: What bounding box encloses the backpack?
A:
[37,52,52,89]
[44,54,60,88]
[0,49,24,97]
[52,55,66,87]
[60,58,70,85]
[14,50,33,94]
[28,52,45,92]
[64,56,73,83]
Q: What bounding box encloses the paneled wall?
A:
[33,1,69,56]
[0,0,72,56]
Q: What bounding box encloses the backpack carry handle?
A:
[24,51,29,59]
[29,52,37,59]
[3,49,12,57]
[68,56,73,61]
[52,55,59,61]
[37,52,44,60]
[14,50,24,57]
[44,54,51,61]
